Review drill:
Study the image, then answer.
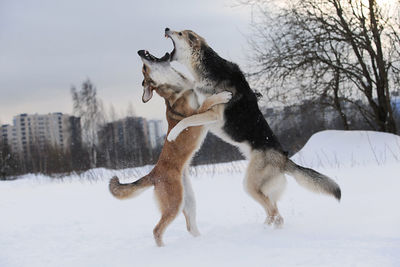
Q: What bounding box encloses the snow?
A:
[291,130,400,168]
[1,130,400,267]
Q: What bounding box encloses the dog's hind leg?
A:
[182,167,200,237]
[260,173,286,227]
[153,178,184,247]
[244,152,286,227]
[244,174,277,225]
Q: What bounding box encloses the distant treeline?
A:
[3,97,398,179]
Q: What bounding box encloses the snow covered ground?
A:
[1,130,399,267]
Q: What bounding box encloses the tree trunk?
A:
[333,69,350,130]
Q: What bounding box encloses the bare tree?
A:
[0,139,20,179]
[71,79,105,168]
[390,0,400,93]
[245,0,400,133]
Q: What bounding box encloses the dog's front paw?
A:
[217,91,233,103]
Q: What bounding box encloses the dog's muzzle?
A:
[137,50,170,62]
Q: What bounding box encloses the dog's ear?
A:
[187,32,200,49]
[254,90,263,100]
[142,85,154,103]
[142,79,155,103]
[141,64,155,103]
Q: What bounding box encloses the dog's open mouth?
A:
[164,31,176,61]
[137,50,170,62]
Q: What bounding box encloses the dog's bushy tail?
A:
[285,160,341,201]
[109,174,153,200]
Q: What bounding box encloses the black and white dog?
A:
[164,28,341,227]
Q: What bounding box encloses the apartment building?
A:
[98,116,164,166]
[1,113,81,157]
[147,120,164,149]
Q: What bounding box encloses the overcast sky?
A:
[0,0,253,125]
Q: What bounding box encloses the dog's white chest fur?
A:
[193,90,207,106]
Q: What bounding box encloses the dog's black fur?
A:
[199,44,284,152]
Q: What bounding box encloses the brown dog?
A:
[109,50,231,246]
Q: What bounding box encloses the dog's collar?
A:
[166,101,186,120]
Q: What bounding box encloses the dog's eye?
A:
[178,32,182,36]
[142,80,145,86]
[143,65,147,71]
